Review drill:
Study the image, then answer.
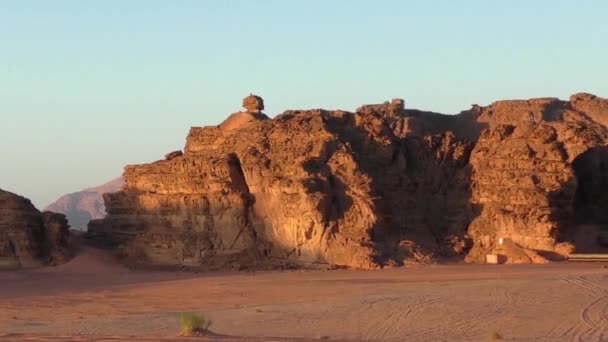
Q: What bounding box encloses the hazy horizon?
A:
[2,0,607,208]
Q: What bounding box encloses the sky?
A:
[1,0,607,208]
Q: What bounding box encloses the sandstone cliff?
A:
[0,189,71,269]
[45,177,124,231]
[466,98,608,262]
[92,93,608,269]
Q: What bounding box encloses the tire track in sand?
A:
[559,275,607,297]
[557,275,608,341]
[358,294,445,340]
[402,282,514,340]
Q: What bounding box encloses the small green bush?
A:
[178,312,212,336]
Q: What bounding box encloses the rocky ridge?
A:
[0,189,71,269]
[90,93,608,269]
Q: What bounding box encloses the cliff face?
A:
[466,96,608,262]
[93,93,608,269]
[0,189,71,269]
[45,177,124,231]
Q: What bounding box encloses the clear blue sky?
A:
[1,0,607,208]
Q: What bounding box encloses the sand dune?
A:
[1,244,607,341]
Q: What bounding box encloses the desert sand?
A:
[1,244,607,342]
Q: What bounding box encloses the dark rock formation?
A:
[0,189,71,269]
[92,93,608,269]
[41,211,71,264]
[242,93,265,112]
[45,177,124,231]
[165,151,183,161]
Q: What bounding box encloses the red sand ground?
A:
[1,246,607,341]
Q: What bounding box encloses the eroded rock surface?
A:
[465,97,608,262]
[0,189,71,268]
[93,94,608,268]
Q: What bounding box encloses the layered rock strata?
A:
[92,93,608,268]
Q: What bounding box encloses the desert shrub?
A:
[178,312,212,336]
[489,331,503,341]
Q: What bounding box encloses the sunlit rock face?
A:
[0,189,71,269]
[93,93,608,269]
[466,96,608,263]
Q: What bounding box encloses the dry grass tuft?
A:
[178,312,212,336]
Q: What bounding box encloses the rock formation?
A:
[0,189,71,269]
[465,96,608,262]
[218,93,270,131]
[45,177,124,231]
[91,93,608,269]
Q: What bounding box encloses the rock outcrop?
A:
[0,189,71,269]
[92,93,608,269]
[465,97,608,262]
[218,94,270,131]
[45,177,124,231]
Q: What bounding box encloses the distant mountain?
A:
[45,177,124,231]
